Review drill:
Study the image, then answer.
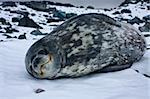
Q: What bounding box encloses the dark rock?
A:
[117,18,129,22]
[1,1,17,7]
[127,17,143,25]
[3,34,17,39]
[120,0,150,7]
[66,13,77,19]
[147,6,150,10]
[21,1,57,12]
[34,88,45,94]
[143,15,150,22]
[80,6,84,8]
[143,0,150,3]
[31,13,36,16]
[18,33,26,39]
[3,34,12,38]
[143,74,150,78]
[12,17,21,22]
[144,34,150,37]
[0,40,4,42]
[24,1,48,12]
[53,10,76,20]
[104,9,111,11]
[12,29,19,32]
[120,0,140,6]
[39,22,46,25]
[4,26,19,33]
[47,18,63,23]
[30,29,48,36]
[18,16,42,29]
[139,22,150,32]
[43,14,48,17]
[4,8,11,11]
[53,11,66,20]
[0,18,7,25]
[54,2,75,7]
[21,8,27,11]
[112,11,121,15]
[121,9,131,13]
[87,6,95,9]
[10,10,29,16]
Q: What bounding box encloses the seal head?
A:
[25,37,65,79]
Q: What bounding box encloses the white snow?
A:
[0,39,150,99]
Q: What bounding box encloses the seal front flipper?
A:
[98,64,133,73]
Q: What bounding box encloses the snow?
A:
[0,1,150,99]
[0,33,149,99]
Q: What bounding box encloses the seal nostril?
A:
[38,49,49,55]
[33,57,41,65]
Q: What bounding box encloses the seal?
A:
[25,13,146,79]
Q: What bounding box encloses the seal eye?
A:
[38,49,49,55]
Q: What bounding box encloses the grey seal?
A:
[25,13,146,79]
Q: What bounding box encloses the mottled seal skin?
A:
[25,13,146,79]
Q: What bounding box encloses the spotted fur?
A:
[25,13,146,79]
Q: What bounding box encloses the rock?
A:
[0,40,4,42]
[53,10,77,20]
[53,10,66,20]
[1,1,17,7]
[30,29,47,36]
[66,13,77,19]
[22,1,56,12]
[0,18,7,25]
[3,34,17,39]
[120,0,140,6]
[4,8,11,11]
[43,14,48,17]
[31,13,36,16]
[12,17,21,22]
[47,18,63,23]
[112,11,121,15]
[18,33,26,39]
[18,16,42,29]
[121,9,131,13]
[143,15,150,22]
[24,1,48,12]
[79,6,84,8]
[4,26,19,33]
[127,17,143,25]
[147,6,150,10]
[10,10,29,16]
[117,18,129,22]
[139,22,150,32]
[104,9,111,11]
[34,88,45,94]
[144,34,150,37]
[87,6,95,9]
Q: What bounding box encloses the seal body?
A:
[25,13,146,79]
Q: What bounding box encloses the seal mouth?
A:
[39,54,53,76]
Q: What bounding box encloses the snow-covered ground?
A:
[0,39,150,99]
[0,1,150,99]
